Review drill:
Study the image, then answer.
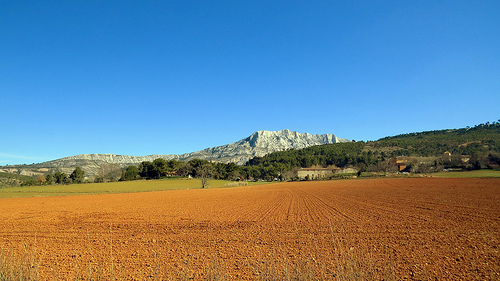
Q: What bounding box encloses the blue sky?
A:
[1,1,499,165]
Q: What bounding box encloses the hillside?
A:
[372,122,500,156]
[0,129,348,180]
[244,122,500,176]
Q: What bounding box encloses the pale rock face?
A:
[182,129,348,165]
[5,130,349,178]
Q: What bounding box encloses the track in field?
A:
[0,178,499,280]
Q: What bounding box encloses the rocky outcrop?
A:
[181,129,349,164]
[2,129,349,178]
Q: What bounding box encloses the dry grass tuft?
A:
[224,182,248,187]
[329,221,396,281]
[2,222,398,280]
[0,246,39,281]
[256,257,315,280]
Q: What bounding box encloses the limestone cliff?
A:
[181,129,348,164]
[1,130,349,178]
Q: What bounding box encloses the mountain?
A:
[0,130,349,179]
[179,129,349,164]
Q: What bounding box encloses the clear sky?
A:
[1,1,499,165]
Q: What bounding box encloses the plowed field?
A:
[1,178,499,280]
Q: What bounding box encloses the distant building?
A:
[390,156,409,171]
[295,166,359,180]
[296,167,339,180]
[167,171,180,177]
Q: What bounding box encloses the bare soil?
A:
[1,178,499,280]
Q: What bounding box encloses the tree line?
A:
[21,167,85,186]
[120,158,241,186]
[20,121,500,186]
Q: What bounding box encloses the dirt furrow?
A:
[0,178,499,280]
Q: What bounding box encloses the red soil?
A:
[1,178,499,280]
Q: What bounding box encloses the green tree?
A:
[139,161,155,179]
[177,161,193,177]
[121,165,140,181]
[63,176,73,185]
[152,158,169,179]
[70,167,85,183]
[167,160,180,172]
[45,174,53,185]
[188,159,211,178]
[21,179,38,186]
[489,152,500,166]
[54,172,68,184]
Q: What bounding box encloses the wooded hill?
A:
[244,121,500,178]
[374,122,500,157]
[128,122,500,181]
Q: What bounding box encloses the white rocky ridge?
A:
[52,153,179,164]
[187,129,349,164]
[3,130,349,177]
